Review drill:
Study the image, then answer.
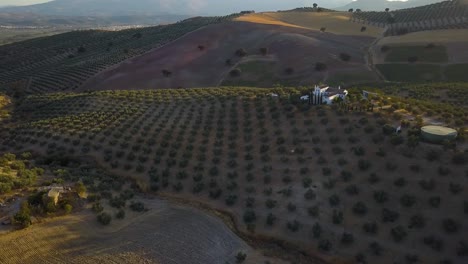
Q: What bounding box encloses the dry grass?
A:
[236,12,384,37]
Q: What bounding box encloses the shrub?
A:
[284,67,294,75]
[339,53,351,61]
[373,191,388,204]
[353,202,368,216]
[97,212,112,225]
[390,135,404,145]
[318,239,332,252]
[287,220,301,232]
[363,222,378,234]
[236,252,247,263]
[312,223,322,238]
[400,194,416,207]
[358,159,371,171]
[341,233,354,245]
[442,218,459,234]
[235,48,247,57]
[116,209,125,219]
[243,210,256,223]
[315,62,327,71]
[266,213,276,226]
[129,201,146,212]
[92,202,104,213]
[391,226,407,242]
[382,208,399,222]
[304,189,316,200]
[382,124,395,135]
[64,204,73,214]
[13,201,31,228]
[230,68,241,77]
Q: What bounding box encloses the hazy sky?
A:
[0,0,52,6]
[0,0,409,8]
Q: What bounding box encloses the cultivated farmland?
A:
[2,87,467,264]
[0,15,239,95]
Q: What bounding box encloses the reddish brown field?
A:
[81,21,378,91]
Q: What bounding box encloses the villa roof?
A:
[324,87,347,96]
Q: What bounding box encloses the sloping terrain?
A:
[82,15,379,91]
[371,29,468,81]
[3,87,467,264]
[0,198,282,264]
[0,15,238,94]
[239,12,384,37]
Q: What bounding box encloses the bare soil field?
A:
[236,12,384,37]
[0,198,282,264]
[81,19,378,91]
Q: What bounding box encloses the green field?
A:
[222,60,277,87]
[444,64,468,82]
[0,28,67,46]
[327,70,377,85]
[384,45,448,63]
[376,64,443,82]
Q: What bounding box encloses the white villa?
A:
[301,85,348,105]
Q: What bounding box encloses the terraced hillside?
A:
[2,87,467,264]
[0,15,239,95]
[350,0,468,36]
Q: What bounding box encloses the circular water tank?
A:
[421,125,458,143]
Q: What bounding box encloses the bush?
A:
[391,226,407,242]
[353,201,368,216]
[442,218,459,234]
[64,204,73,214]
[236,252,247,263]
[129,201,146,212]
[382,124,395,135]
[243,210,256,223]
[235,48,247,57]
[97,212,112,225]
[284,67,294,75]
[315,62,327,71]
[230,68,241,77]
[13,201,31,228]
[339,53,351,62]
[382,208,399,222]
[287,220,301,232]
[92,202,104,213]
[363,222,378,234]
[358,159,371,171]
[341,233,354,245]
[116,209,125,219]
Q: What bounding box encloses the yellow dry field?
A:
[378,29,468,45]
[0,199,283,264]
[235,12,384,37]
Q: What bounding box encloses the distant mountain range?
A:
[0,12,189,27]
[0,0,448,17]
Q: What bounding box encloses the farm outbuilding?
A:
[421,125,458,143]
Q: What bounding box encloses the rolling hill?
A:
[339,0,447,11]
